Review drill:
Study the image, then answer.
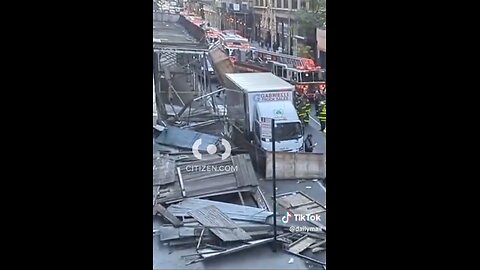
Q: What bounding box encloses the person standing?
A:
[300,96,311,125]
[319,103,326,132]
[304,134,314,152]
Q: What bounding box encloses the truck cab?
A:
[253,101,304,152]
[224,72,303,153]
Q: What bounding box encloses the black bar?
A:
[272,118,277,252]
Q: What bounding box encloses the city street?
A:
[153,4,325,269]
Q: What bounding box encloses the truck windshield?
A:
[314,71,326,82]
[274,122,302,141]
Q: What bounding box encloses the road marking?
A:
[317,181,326,192]
[309,115,321,126]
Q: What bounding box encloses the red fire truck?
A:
[218,31,251,62]
[205,27,221,44]
[231,47,326,100]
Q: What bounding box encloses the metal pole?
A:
[271,118,277,252]
[203,52,208,104]
[289,3,292,55]
[244,13,247,37]
[252,6,256,41]
[153,50,166,122]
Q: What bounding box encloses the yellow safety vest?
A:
[319,106,326,121]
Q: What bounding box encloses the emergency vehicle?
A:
[235,48,326,100]
[205,27,221,44]
[218,31,251,62]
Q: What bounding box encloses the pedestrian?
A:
[319,103,326,132]
[304,134,314,152]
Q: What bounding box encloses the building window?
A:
[255,0,259,6]
[300,0,306,9]
[284,0,289,9]
[277,0,282,8]
[292,0,298,10]
[260,0,264,7]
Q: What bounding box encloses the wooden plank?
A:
[197,228,205,249]
[288,237,317,254]
[189,205,252,242]
[233,154,259,187]
[291,201,316,209]
[168,236,214,246]
[309,240,326,249]
[159,227,180,241]
[184,171,234,182]
[288,234,308,248]
[238,192,245,205]
[199,238,274,260]
[177,167,186,197]
[153,204,183,227]
[312,247,325,253]
[153,157,176,185]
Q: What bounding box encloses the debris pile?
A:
[155,200,288,265]
[153,125,326,269]
[154,193,326,267]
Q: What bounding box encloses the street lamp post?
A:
[288,2,291,54]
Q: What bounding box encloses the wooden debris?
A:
[288,237,317,254]
[312,247,325,253]
[309,240,326,249]
[197,238,274,261]
[196,228,205,249]
[189,205,252,242]
[277,191,326,229]
[167,198,273,223]
[153,204,183,227]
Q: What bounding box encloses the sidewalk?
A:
[250,40,285,54]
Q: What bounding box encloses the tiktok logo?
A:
[281,211,292,224]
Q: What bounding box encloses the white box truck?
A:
[224,72,304,152]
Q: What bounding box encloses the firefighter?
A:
[314,90,323,114]
[294,91,303,118]
[319,102,326,132]
[298,96,310,125]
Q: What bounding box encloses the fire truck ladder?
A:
[253,48,312,68]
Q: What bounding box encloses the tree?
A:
[296,0,326,33]
[297,44,314,58]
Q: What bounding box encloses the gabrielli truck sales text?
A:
[254,92,290,102]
